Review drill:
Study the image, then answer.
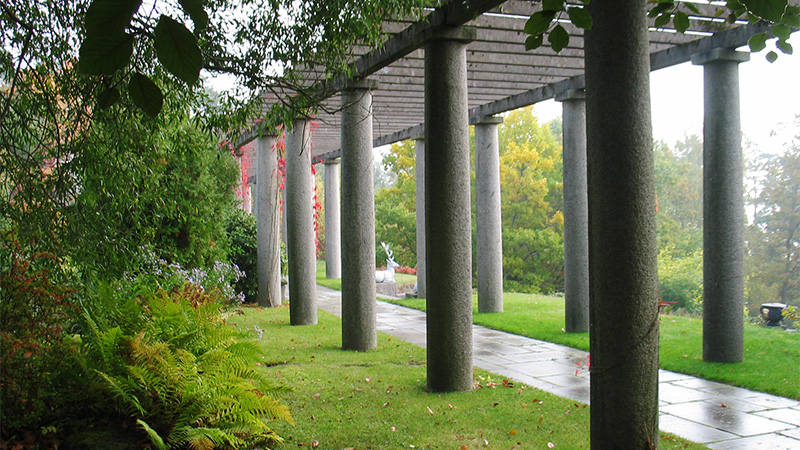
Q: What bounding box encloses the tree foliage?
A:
[523,0,798,62]
[746,126,800,309]
[375,140,418,267]
[498,107,564,294]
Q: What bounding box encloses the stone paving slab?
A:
[314,285,800,449]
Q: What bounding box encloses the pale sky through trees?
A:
[534,47,800,154]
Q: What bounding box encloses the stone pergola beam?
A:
[285,119,317,325]
[693,48,749,363]
[425,26,477,393]
[340,80,380,352]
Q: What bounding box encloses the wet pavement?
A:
[315,285,800,449]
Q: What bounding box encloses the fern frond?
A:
[137,419,167,450]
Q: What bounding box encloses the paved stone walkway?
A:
[315,285,800,449]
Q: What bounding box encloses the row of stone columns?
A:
[254,33,746,448]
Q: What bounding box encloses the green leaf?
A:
[84,0,142,37]
[128,73,163,118]
[79,33,134,75]
[524,11,557,35]
[178,0,209,31]
[97,87,121,110]
[742,0,788,22]
[548,24,569,53]
[776,38,793,54]
[567,7,593,30]
[766,50,778,62]
[783,13,800,27]
[654,12,672,28]
[525,34,544,51]
[649,2,674,18]
[154,15,203,85]
[771,23,791,40]
[673,11,690,33]
[542,0,565,12]
[685,3,701,15]
[748,32,768,51]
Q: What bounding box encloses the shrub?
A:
[226,209,258,302]
[658,247,703,314]
[0,238,79,436]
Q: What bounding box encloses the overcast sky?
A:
[534,47,800,156]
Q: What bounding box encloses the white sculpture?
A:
[376,242,400,283]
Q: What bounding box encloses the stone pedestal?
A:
[285,119,317,325]
[415,137,427,299]
[556,89,589,333]
[324,160,341,279]
[340,80,379,351]
[424,26,476,393]
[256,133,282,308]
[692,48,749,363]
[474,116,504,313]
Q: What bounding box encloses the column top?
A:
[555,89,586,102]
[344,79,380,91]
[473,115,504,125]
[322,157,340,165]
[421,26,477,44]
[691,48,750,66]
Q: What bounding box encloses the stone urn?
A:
[760,303,787,327]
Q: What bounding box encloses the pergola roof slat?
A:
[241,1,792,159]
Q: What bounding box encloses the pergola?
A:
[239,1,794,447]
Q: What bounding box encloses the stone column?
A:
[340,80,379,351]
[556,90,589,333]
[324,159,341,279]
[285,119,317,325]
[415,136,427,298]
[424,26,477,393]
[692,48,749,363]
[585,2,660,448]
[474,116,504,313]
[256,133,282,308]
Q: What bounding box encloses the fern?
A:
[82,282,292,448]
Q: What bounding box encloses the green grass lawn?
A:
[315,261,800,400]
[389,293,800,400]
[232,305,705,449]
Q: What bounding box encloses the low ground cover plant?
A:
[1,244,291,449]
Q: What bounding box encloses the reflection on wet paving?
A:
[313,285,800,449]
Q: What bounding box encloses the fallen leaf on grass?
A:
[548,442,555,448]
[509,429,517,435]
[426,406,434,415]
[311,440,319,448]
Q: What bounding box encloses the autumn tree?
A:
[498,106,564,294]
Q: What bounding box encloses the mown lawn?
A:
[390,293,800,400]
[232,306,705,449]
[316,261,800,400]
